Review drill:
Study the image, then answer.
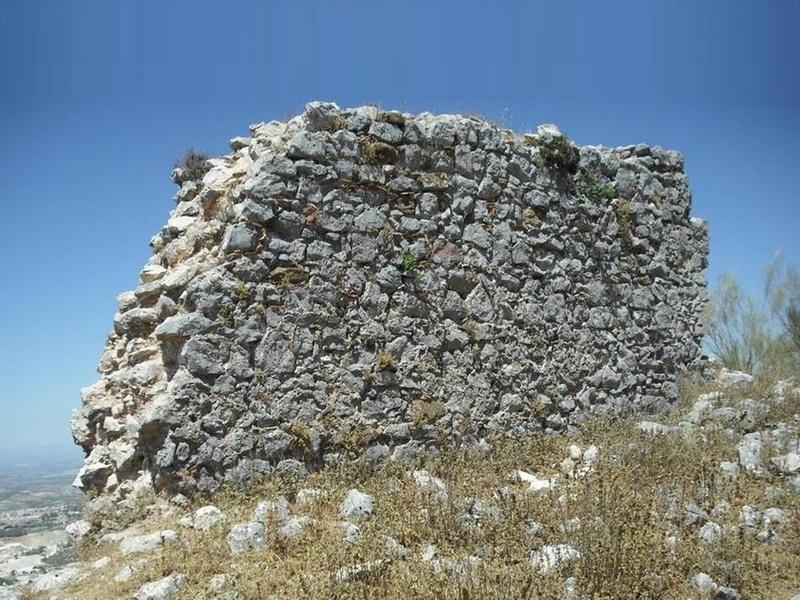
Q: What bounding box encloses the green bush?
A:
[576,182,616,202]
[400,253,419,275]
[533,135,580,174]
[706,255,800,377]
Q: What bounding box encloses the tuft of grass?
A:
[375,350,397,372]
[615,199,633,240]
[216,306,234,327]
[360,139,398,165]
[174,149,212,182]
[233,280,253,303]
[409,399,446,426]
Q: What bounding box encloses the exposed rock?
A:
[278,516,314,539]
[120,530,177,554]
[226,522,265,554]
[134,573,187,600]
[31,566,82,593]
[252,497,290,522]
[340,489,374,521]
[412,470,449,501]
[191,505,226,531]
[530,544,581,574]
[697,521,723,545]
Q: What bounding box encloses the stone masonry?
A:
[71,102,709,499]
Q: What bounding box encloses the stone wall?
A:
[71,102,709,499]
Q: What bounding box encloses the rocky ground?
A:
[0,455,81,597]
[7,368,800,599]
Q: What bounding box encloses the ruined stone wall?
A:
[71,102,709,498]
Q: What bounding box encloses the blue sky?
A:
[0,1,797,457]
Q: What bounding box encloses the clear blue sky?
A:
[1,1,797,457]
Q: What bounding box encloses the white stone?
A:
[340,522,361,543]
[202,164,237,193]
[739,505,760,530]
[31,566,82,592]
[334,559,388,583]
[133,474,156,498]
[412,470,449,500]
[134,573,187,600]
[697,521,723,545]
[686,395,716,424]
[340,489,374,520]
[296,488,324,505]
[515,470,554,492]
[772,452,800,474]
[227,522,265,554]
[120,530,177,555]
[99,527,141,545]
[252,496,290,522]
[140,264,167,283]
[762,507,787,523]
[65,519,91,539]
[115,565,135,582]
[420,544,437,562]
[530,544,581,574]
[278,516,313,539]
[691,572,717,594]
[108,439,137,469]
[637,421,675,435]
[737,432,764,474]
[537,123,562,138]
[718,368,754,388]
[193,505,226,531]
[385,536,408,558]
[580,445,599,476]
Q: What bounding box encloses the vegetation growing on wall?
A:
[174,149,212,182]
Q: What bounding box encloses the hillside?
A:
[17,368,800,599]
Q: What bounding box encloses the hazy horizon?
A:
[0,442,84,465]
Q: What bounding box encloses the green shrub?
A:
[576,182,616,202]
[533,135,580,174]
[400,253,419,276]
[706,255,800,377]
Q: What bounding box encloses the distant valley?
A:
[0,448,83,535]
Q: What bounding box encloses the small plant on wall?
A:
[531,136,580,175]
[409,399,446,426]
[400,252,423,280]
[577,182,616,203]
[376,350,397,372]
[174,149,212,182]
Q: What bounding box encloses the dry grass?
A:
[31,377,800,599]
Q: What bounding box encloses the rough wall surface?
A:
[71,102,709,499]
